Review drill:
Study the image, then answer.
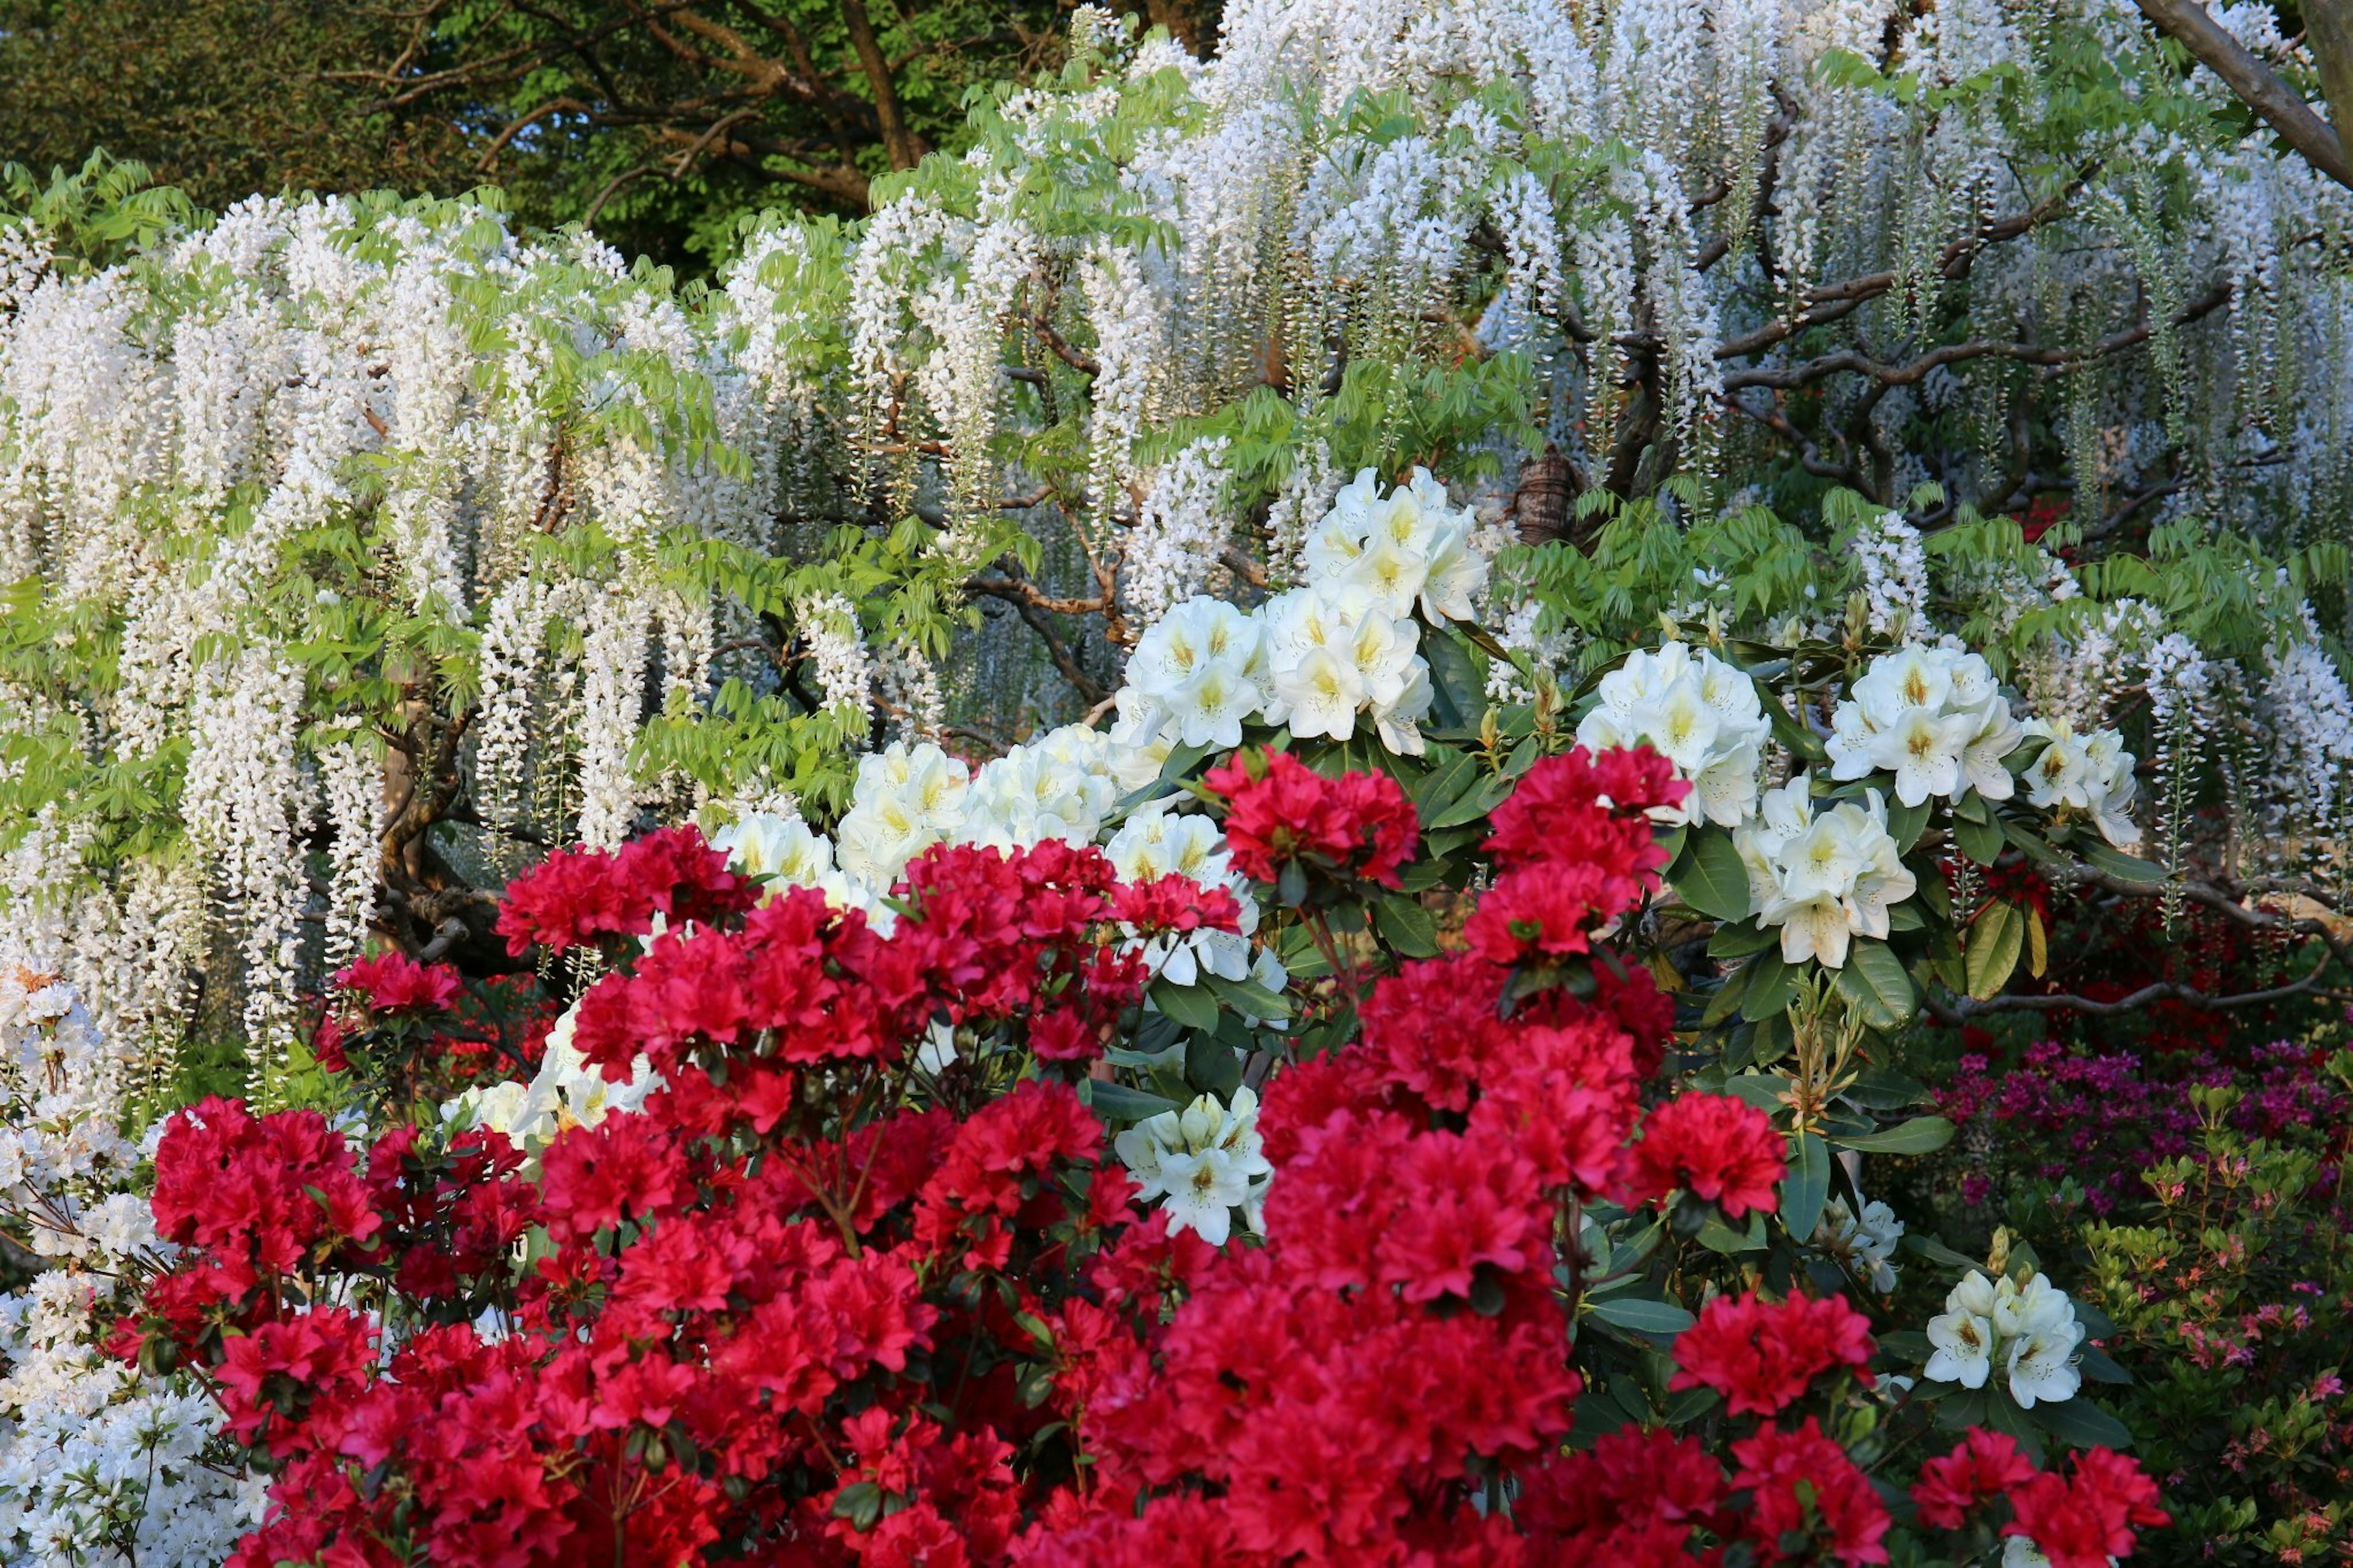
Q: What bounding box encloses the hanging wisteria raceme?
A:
[7,0,2353,1072]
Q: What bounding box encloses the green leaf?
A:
[1588,1297,1696,1336]
[1836,941,1917,1027]
[1964,900,2024,999]
[1782,1131,1832,1242]
[1951,805,2007,866]
[1832,1115,1957,1156]
[2031,1396,2136,1450]
[1720,1073,1792,1115]
[2079,1345,2134,1385]
[2080,839,2167,884]
[1767,695,1828,762]
[1201,972,1292,1021]
[1148,978,1221,1033]
[1667,828,1754,923]
[1740,948,1796,1023]
[1707,920,1778,960]
[1425,773,1514,830]
[1372,892,1441,958]
[1884,794,1930,851]
[1082,1080,1181,1121]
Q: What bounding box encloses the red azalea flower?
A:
[333,951,462,1015]
[1626,1092,1786,1218]
[2006,1449,2170,1568]
[1913,1428,2038,1529]
[1669,1290,1874,1415]
[1730,1417,1892,1566]
[1204,747,1418,889]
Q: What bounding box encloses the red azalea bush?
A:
[122,747,2167,1567]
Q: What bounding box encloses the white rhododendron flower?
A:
[1922,1270,2085,1409]
[1124,597,1269,751]
[1816,1195,1905,1291]
[714,812,836,886]
[2021,717,2142,847]
[1308,466,1489,625]
[1736,775,1916,968]
[835,741,973,885]
[963,724,1127,850]
[1829,644,2024,808]
[1104,806,1269,989]
[1575,641,1770,827]
[444,1000,663,1145]
[1114,1086,1274,1246]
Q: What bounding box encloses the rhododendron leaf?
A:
[1424,630,1483,729]
[1406,748,1478,817]
[1200,973,1290,1021]
[1276,858,1309,907]
[1708,919,1778,960]
[1904,1233,1990,1272]
[1767,694,1828,762]
[1781,1131,1832,1241]
[1718,1072,1792,1115]
[1183,1026,1243,1097]
[1844,1063,1930,1109]
[1832,1115,1955,1156]
[1148,979,1219,1034]
[1372,892,1440,957]
[1588,1297,1697,1337]
[1740,949,1795,1022]
[1878,1329,1933,1362]
[1667,828,1752,923]
[1081,1080,1180,1121]
[1836,940,1917,1027]
[1951,801,2007,866]
[2074,1298,2116,1338]
[1694,1209,1767,1254]
[1965,901,2024,999]
[2081,839,2168,884]
[1886,900,1927,931]
[1700,955,1754,1028]
[1424,772,1514,830]
[2025,904,2048,977]
[1664,1385,1721,1425]
[1985,1388,2047,1461]
[1885,794,1930,852]
[2080,1344,2134,1385]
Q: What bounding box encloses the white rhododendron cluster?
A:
[0,966,254,1564]
[1815,1195,1906,1293]
[1117,468,1490,760]
[1112,1086,1273,1247]
[1923,1270,2087,1411]
[1828,645,2026,810]
[2020,718,2143,850]
[1575,642,1771,826]
[1735,774,1917,969]
[442,1001,663,1147]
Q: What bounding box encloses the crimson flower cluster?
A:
[120,763,2167,1568]
[494,824,760,956]
[1205,746,1418,900]
[1465,744,1686,965]
[1911,1431,2170,1567]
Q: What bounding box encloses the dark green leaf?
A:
[1588,1298,1697,1336]
[1667,828,1754,923]
[1740,947,1796,1022]
[1832,1115,1956,1156]
[1965,900,2024,999]
[2031,1396,2136,1450]
[1707,920,1778,960]
[1148,978,1220,1033]
[1081,1080,1181,1121]
[1836,941,1917,1027]
[1372,892,1441,958]
[1885,793,1930,851]
[2080,839,2167,885]
[1782,1131,1832,1242]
